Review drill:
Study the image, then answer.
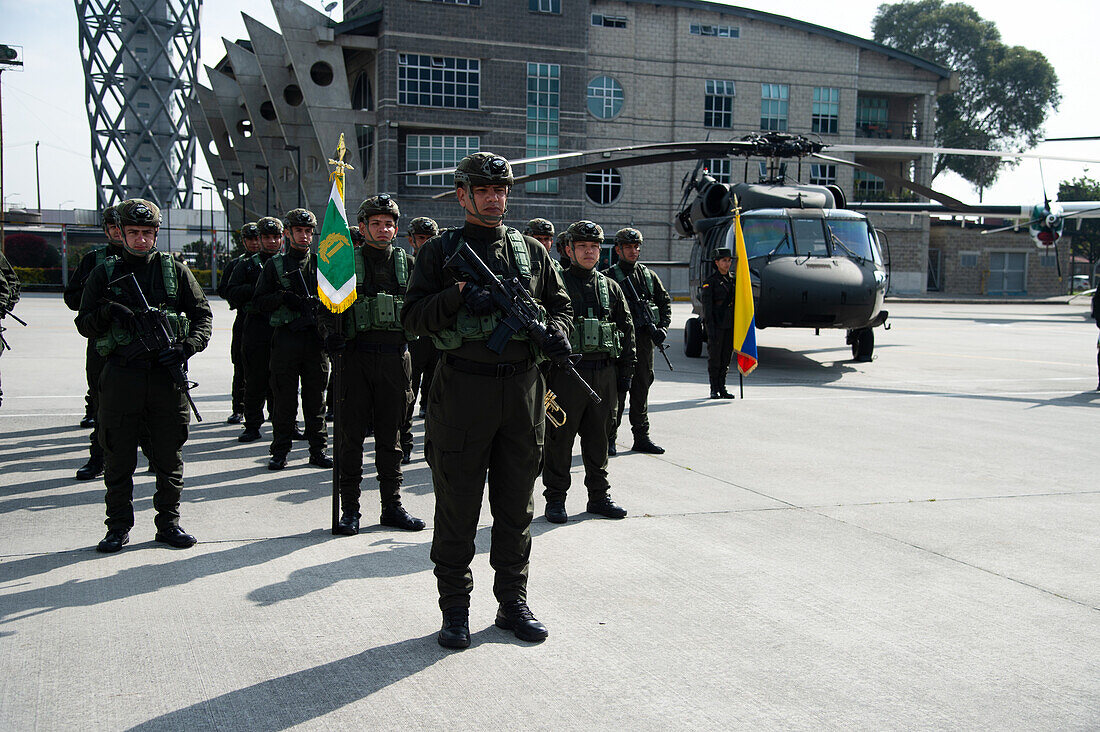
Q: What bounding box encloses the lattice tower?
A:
[75,0,202,208]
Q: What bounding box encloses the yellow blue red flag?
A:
[732,203,758,375]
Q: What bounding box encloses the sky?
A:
[1,0,1097,213]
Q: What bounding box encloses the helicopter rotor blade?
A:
[979,218,1045,235]
[811,153,982,213]
[978,205,1100,235]
[830,144,1100,164]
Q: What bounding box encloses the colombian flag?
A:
[732,205,758,375]
[316,134,357,313]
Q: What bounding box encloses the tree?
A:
[4,233,61,268]
[873,1,1060,192]
[1059,176,1100,279]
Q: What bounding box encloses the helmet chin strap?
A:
[461,183,506,226]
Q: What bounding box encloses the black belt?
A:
[352,340,407,354]
[443,353,532,378]
[575,357,612,370]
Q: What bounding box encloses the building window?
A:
[857,96,889,135]
[398,55,480,110]
[704,80,735,129]
[1039,251,1056,268]
[530,0,560,12]
[959,252,978,268]
[760,84,788,131]
[592,14,627,28]
[351,72,372,111]
[585,168,622,205]
[705,158,731,184]
[526,63,560,194]
[812,87,839,135]
[587,76,623,119]
[690,24,739,38]
[356,124,374,181]
[853,169,885,198]
[405,135,480,187]
[809,164,836,186]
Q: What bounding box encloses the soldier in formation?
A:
[402,152,573,649]
[403,216,439,451]
[217,221,261,424]
[542,221,635,524]
[701,247,736,399]
[323,195,423,534]
[65,206,124,479]
[604,228,672,455]
[226,216,282,443]
[253,209,331,470]
[75,199,212,553]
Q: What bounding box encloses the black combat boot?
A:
[76,458,104,481]
[544,501,567,524]
[308,452,333,469]
[380,504,425,531]
[334,512,360,536]
[226,412,243,424]
[238,427,262,443]
[631,435,665,454]
[438,607,471,649]
[80,414,96,428]
[268,454,287,470]
[495,600,548,642]
[587,494,627,519]
[96,529,129,553]
[154,525,197,548]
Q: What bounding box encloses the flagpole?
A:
[739,371,743,399]
[331,341,341,533]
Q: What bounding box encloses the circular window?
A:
[260,100,277,121]
[310,61,334,87]
[587,76,624,119]
[585,168,623,205]
[236,118,253,138]
[283,84,303,106]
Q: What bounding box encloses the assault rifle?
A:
[286,267,320,331]
[618,276,673,372]
[444,242,600,405]
[108,273,203,422]
[0,304,27,351]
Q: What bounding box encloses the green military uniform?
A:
[217,243,253,421]
[542,230,636,518]
[402,216,441,458]
[225,249,275,437]
[402,220,572,612]
[65,225,125,475]
[75,200,212,545]
[324,238,416,522]
[701,248,736,399]
[253,247,329,464]
[604,254,672,450]
[0,249,20,408]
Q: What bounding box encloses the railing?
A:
[855,119,923,141]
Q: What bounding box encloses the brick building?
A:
[194,0,966,293]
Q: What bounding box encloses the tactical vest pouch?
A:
[648,302,661,323]
[374,292,397,325]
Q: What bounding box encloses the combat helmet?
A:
[101,205,120,230]
[407,216,438,237]
[565,220,604,244]
[256,216,284,235]
[284,208,317,230]
[454,152,514,187]
[357,193,401,224]
[615,227,643,246]
[116,199,161,228]
[525,218,555,237]
[241,222,260,239]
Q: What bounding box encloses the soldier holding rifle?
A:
[402,152,573,649]
[75,199,212,553]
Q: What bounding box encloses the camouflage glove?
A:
[651,327,667,346]
[103,301,137,330]
[542,324,571,362]
[156,343,191,368]
[461,283,495,316]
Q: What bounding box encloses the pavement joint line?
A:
[646,455,1100,612]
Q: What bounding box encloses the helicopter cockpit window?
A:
[792,218,828,256]
[737,217,790,259]
[827,219,877,262]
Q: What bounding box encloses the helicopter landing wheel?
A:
[684,317,704,358]
[849,328,874,362]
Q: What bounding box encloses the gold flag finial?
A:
[328,132,354,181]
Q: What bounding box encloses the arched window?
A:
[351,71,372,111]
[585,168,622,205]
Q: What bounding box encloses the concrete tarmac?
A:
[1,293,1097,731]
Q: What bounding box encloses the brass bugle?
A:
[544,390,566,428]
